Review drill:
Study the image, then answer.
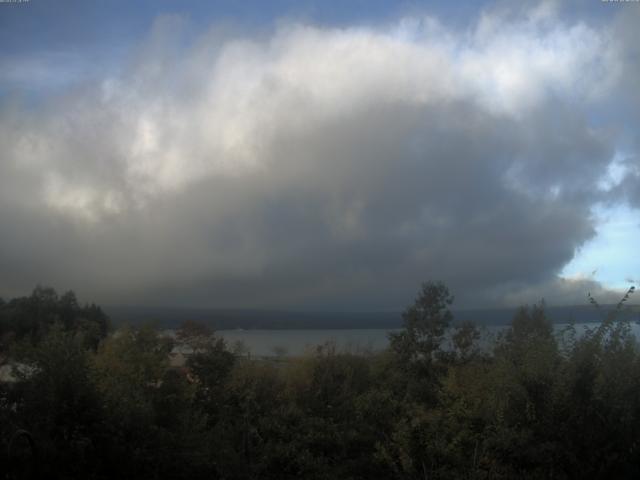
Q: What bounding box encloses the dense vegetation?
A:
[1,283,640,479]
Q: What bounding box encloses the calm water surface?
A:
[217,323,640,357]
[218,329,397,356]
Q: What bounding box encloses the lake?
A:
[216,322,640,357]
[217,328,399,356]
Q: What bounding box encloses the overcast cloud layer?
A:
[1,2,639,310]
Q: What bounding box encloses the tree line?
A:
[1,282,640,479]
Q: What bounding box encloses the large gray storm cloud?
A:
[1,2,639,309]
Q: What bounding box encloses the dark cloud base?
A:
[0,4,638,310]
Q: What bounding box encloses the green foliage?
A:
[0,286,109,351]
[390,281,454,362]
[451,320,482,363]
[389,281,454,403]
[2,283,640,479]
[9,324,102,477]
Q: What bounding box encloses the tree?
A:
[388,281,454,403]
[91,326,173,476]
[176,319,214,351]
[0,287,109,350]
[451,321,481,363]
[390,281,454,364]
[12,324,102,477]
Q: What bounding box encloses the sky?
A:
[0,0,639,311]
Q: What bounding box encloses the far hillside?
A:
[104,304,640,330]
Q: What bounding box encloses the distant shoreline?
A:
[105,304,640,330]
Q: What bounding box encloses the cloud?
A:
[0,5,634,309]
[498,274,631,307]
